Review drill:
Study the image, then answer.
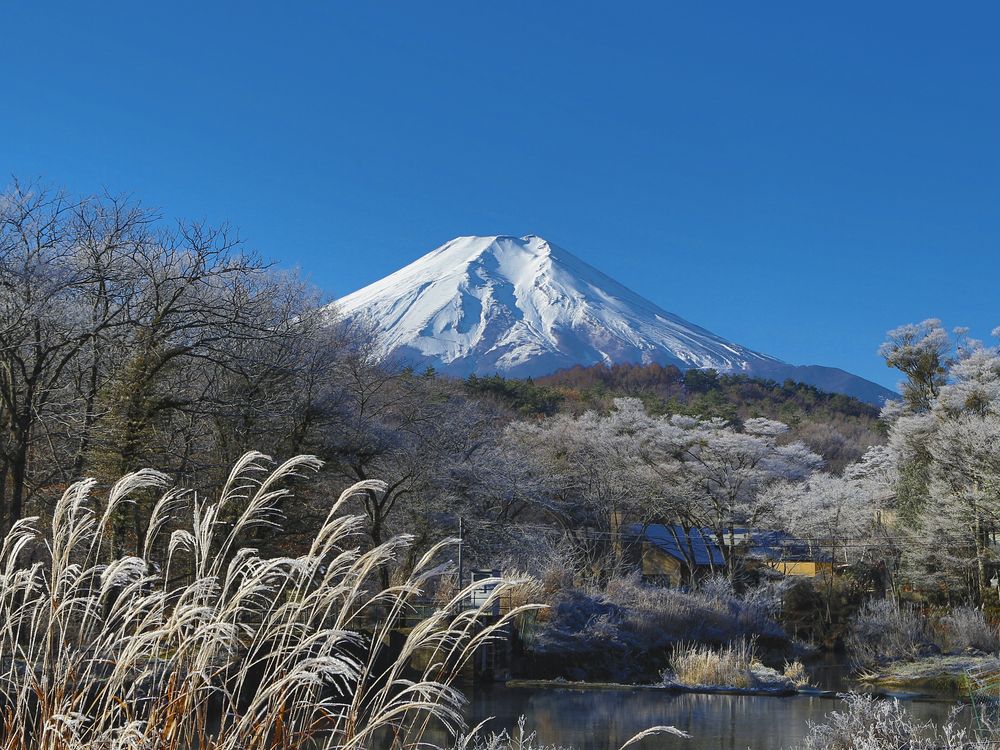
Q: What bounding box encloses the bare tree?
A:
[0,182,151,526]
[0,180,339,556]
[322,334,503,586]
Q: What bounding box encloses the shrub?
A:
[530,573,787,682]
[504,570,546,615]
[846,599,934,669]
[939,607,1000,653]
[538,540,582,595]
[459,715,688,750]
[847,600,1000,669]
[600,573,785,644]
[799,693,985,750]
[0,453,538,750]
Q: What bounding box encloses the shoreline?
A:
[502,678,959,703]
[506,678,820,698]
[857,654,1000,695]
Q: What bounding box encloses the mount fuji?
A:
[334,235,895,405]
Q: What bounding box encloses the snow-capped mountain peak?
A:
[335,235,895,404]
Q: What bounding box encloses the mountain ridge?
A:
[334,235,896,405]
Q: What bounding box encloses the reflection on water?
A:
[459,685,972,750]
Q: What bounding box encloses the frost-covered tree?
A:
[879,319,952,521]
[0,183,141,527]
[665,415,823,576]
[878,318,950,412]
[923,343,1000,597]
[773,471,872,567]
[771,446,896,577]
[0,179,346,549]
[506,398,676,576]
[881,323,1000,601]
[322,346,507,585]
[507,398,822,580]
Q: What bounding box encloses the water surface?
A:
[461,682,972,750]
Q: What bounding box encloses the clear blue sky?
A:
[4,2,999,390]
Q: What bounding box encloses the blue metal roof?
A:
[624,523,725,567]
[728,527,832,562]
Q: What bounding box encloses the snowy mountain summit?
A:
[336,235,895,404]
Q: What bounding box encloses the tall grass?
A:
[847,600,1000,670]
[668,639,757,688]
[846,599,933,669]
[783,659,810,688]
[939,607,1000,653]
[0,452,539,750]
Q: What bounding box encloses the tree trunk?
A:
[372,520,391,591]
[0,461,8,532]
[6,403,33,527]
[9,439,28,526]
[975,510,987,603]
[72,349,102,478]
[364,487,392,592]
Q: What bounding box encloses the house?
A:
[623,524,833,584]
[623,524,725,588]
[723,527,834,577]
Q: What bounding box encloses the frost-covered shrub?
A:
[700,575,737,601]
[538,539,583,594]
[848,599,1000,668]
[602,573,785,643]
[602,576,739,645]
[460,715,688,750]
[532,589,633,666]
[461,717,575,750]
[847,599,934,668]
[939,607,1000,653]
[502,569,546,616]
[799,693,985,750]
[736,579,787,632]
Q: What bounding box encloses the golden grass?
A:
[0,452,541,750]
[669,639,756,688]
[783,659,810,688]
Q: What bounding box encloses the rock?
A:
[749,665,796,692]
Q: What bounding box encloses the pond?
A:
[456,663,976,750]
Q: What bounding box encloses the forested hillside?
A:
[467,363,887,472]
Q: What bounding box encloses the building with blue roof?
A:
[623,523,834,585]
[622,523,725,588]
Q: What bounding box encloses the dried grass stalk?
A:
[0,451,541,750]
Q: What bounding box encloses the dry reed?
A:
[0,452,541,750]
[668,639,757,688]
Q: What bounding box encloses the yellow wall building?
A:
[625,524,725,587]
[764,559,835,577]
[626,524,833,583]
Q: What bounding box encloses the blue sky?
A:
[4,2,999,390]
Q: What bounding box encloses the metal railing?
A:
[967,663,1000,736]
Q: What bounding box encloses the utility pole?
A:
[457,517,464,593]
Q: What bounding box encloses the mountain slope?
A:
[335,235,896,404]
